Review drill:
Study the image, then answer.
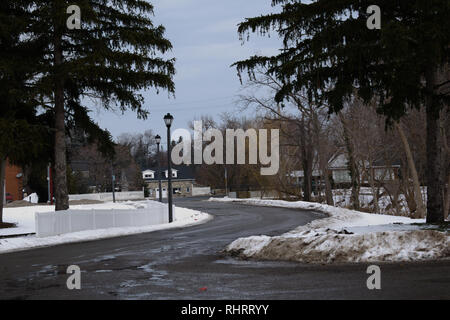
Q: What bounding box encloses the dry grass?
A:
[5,200,37,208]
[4,199,104,209]
[69,200,104,205]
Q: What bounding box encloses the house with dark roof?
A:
[142,165,210,198]
[289,153,401,189]
[329,154,401,185]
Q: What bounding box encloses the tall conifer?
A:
[30,1,175,210]
[234,0,449,223]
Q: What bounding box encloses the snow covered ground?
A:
[210,197,449,263]
[0,201,212,254]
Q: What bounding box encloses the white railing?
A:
[69,191,145,202]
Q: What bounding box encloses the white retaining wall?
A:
[69,191,145,202]
[35,201,172,238]
[192,187,211,196]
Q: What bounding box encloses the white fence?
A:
[35,201,171,238]
[69,191,145,202]
[250,191,262,198]
[192,187,211,196]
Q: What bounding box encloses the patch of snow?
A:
[210,197,449,263]
[0,201,212,254]
[227,236,272,257]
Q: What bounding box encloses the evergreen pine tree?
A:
[234,0,449,223]
[0,1,52,223]
[30,0,175,210]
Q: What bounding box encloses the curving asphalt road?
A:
[0,197,448,300]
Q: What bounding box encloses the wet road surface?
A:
[0,197,448,300]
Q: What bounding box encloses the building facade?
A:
[289,153,401,188]
[142,166,197,198]
[4,160,23,202]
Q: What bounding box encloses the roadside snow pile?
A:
[227,229,449,263]
[0,201,212,254]
[210,197,449,263]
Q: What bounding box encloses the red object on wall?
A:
[5,160,23,202]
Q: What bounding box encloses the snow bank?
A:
[0,202,212,254]
[227,229,449,263]
[210,198,449,263]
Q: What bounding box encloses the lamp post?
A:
[155,134,163,203]
[164,113,174,223]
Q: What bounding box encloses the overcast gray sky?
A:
[91,0,280,145]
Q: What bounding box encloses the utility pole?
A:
[111,161,116,203]
[47,165,51,204]
[224,166,228,197]
[155,135,163,202]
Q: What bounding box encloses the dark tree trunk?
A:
[53,30,69,211]
[312,113,334,205]
[445,173,450,220]
[299,118,313,201]
[349,154,360,210]
[324,169,334,205]
[425,69,444,223]
[302,154,312,202]
[395,122,426,218]
[440,97,449,220]
[339,113,360,210]
[0,158,6,223]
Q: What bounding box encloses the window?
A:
[143,171,154,179]
[374,168,395,181]
[333,170,351,183]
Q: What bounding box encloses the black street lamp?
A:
[155,134,162,203]
[164,113,174,223]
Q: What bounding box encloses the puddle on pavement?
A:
[213,257,298,268]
